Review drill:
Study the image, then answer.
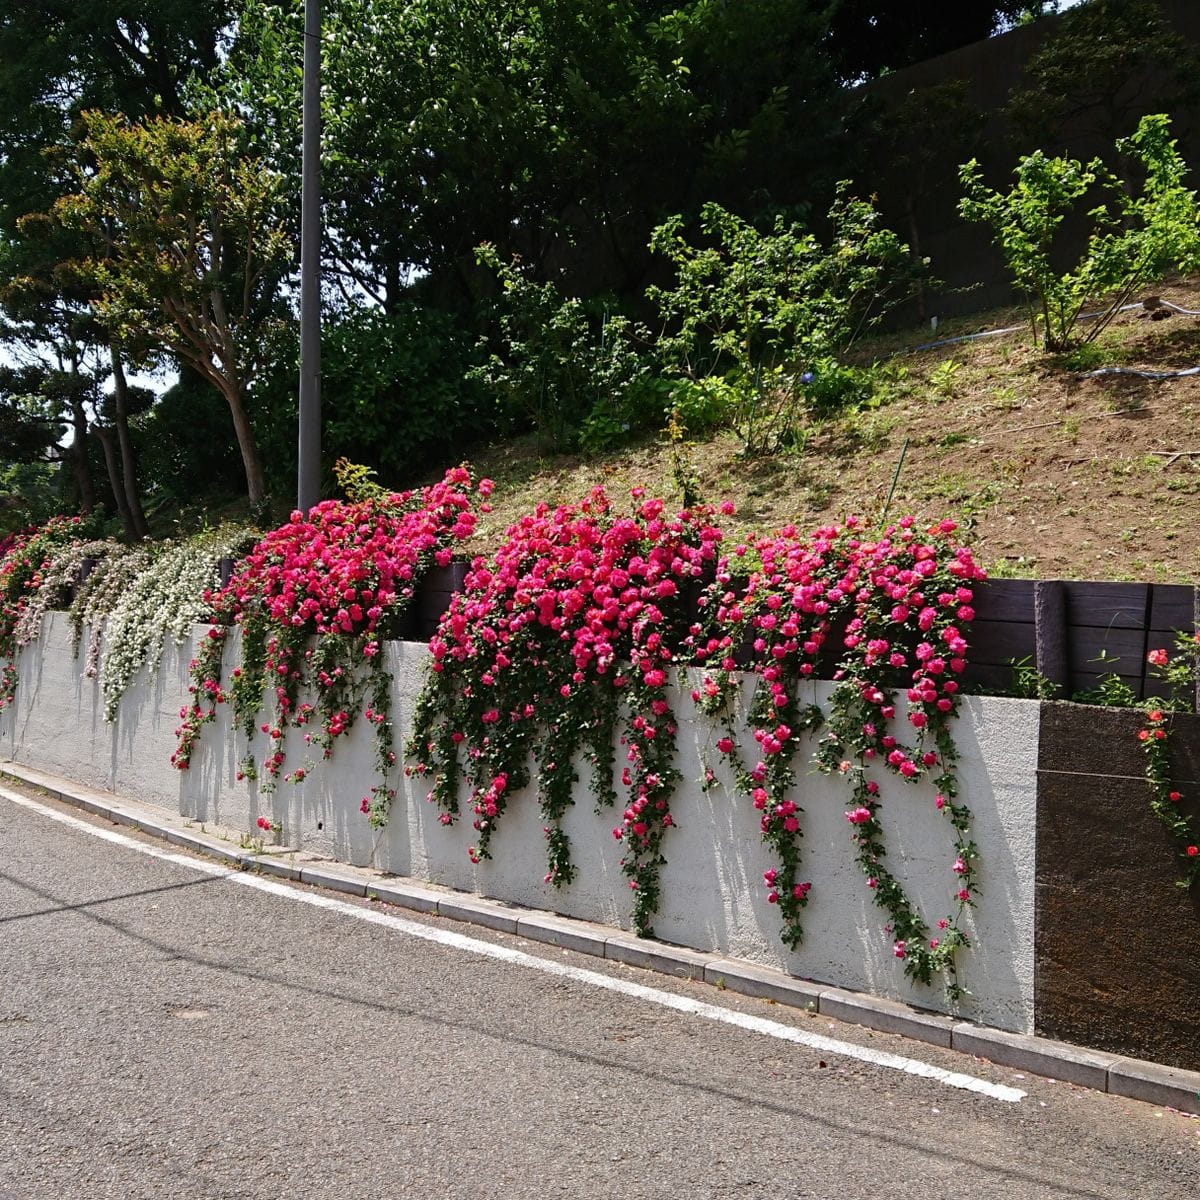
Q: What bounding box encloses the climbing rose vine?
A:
[173,465,484,829]
[0,520,249,717]
[0,516,85,710]
[689,515,986,996]
[406,486,725,935]
[1139,635,1200,888]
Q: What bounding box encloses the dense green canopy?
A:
[0,0,1186,522]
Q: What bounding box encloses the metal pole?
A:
[297,0,321,513]
[880,437,909,526]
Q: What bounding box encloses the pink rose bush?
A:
[173,466,483,827]
[0,516,84,711]
[696,515,986,993]
[406,486,723,935]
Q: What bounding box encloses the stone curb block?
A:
[822,987,955,1048]
[141,824,246,866]
[702,959,824,1009]
[373,882,441,915]
[1107,1057,1200,1115]
[605,935,711,980]
[515,913,608,957]
[952,1023,1119,1090]
[4,760,1197,1115]
[298,867,367,897]
[438,896,520,934]
[251,856,304,882]
[162,828,201,852]
[203,843,246,866]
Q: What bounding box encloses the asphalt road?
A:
[1,786,1196,1200]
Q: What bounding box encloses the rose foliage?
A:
[174,467,484,828]
[1140,637,1200,888]
[0,516,85,710]
[407,487,725,935]
[0,520,255,719]
[695,516,986,994]
[406,491,987,989]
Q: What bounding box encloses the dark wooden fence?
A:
[398,571,1200,700]
[966,579,1200,701]
[202,562,1199,702]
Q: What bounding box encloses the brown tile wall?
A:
[1035,703,1200,1071]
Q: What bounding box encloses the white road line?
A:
[1,785,1026,1103]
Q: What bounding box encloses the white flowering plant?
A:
[69,543,154,677]
[0,516,87,710]
[100,526,256,721]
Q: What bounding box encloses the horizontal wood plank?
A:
[959,662,1028,693]
[965,619,1037,665]
[1064,582,1150,630]
[1066,627,1146,675]
[973,579,1036,623]
[1148,584,1196,634]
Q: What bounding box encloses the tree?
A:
[0,368,67,471]
[827,2,1058,82]
[1006,0,1200,150]
[0,234,118,528]
[0,2,235,225]
[220,0,702,307]
[220,0,847,313]
[55,110,292,506]
[0,2,238,530]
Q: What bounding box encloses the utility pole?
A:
[297,0,321,513]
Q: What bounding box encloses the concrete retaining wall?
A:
[2,612,1040,1033]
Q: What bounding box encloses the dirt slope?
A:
[466,281,1200,583]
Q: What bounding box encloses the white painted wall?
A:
[1,613,1038,1032]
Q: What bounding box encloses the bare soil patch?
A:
[466,281,1200,583]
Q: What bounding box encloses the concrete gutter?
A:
[4,758,1198,1118]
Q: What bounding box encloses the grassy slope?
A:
[463,280,1200,583]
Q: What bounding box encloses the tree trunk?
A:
[68,398,96,515]
[384,255,402,315]
[109,346,149,538]
[95,425,137,541]
[218,376,268,508]
[207,284,269,509]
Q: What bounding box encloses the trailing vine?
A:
[407,486,725,935]
[69,543,153,677]
[101,527,256,721]
[1140,635,1200,888]
[11,537,119,650]
[697,516,986,996]
[173,464,483,830]
[690,526,840,949]
[0,516,85,711]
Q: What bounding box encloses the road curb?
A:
[4,759,1198,1115]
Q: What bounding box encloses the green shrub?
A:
[648,189,921,454]
[665,375,740,438]
[251,302,487,495]
[959,113,1200,352]
[471,245,654,453]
